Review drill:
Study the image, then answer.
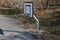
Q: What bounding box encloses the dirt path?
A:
[0,15,37,40]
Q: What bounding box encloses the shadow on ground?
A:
[0,30,37,40]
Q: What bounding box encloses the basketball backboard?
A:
[24,2,33,17]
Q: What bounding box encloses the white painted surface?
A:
[24,2,33,17]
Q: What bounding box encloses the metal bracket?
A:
[33,15,40,38]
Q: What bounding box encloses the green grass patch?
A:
[0,9,21,15]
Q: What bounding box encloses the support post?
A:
[33,15,40,38]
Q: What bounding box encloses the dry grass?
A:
[23,23,36,29]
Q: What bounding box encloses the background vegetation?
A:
[0,9,21,15]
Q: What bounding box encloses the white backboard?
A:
[24,2,33,17]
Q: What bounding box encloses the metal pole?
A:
[36,21,39,38]
[33,15,40,38]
